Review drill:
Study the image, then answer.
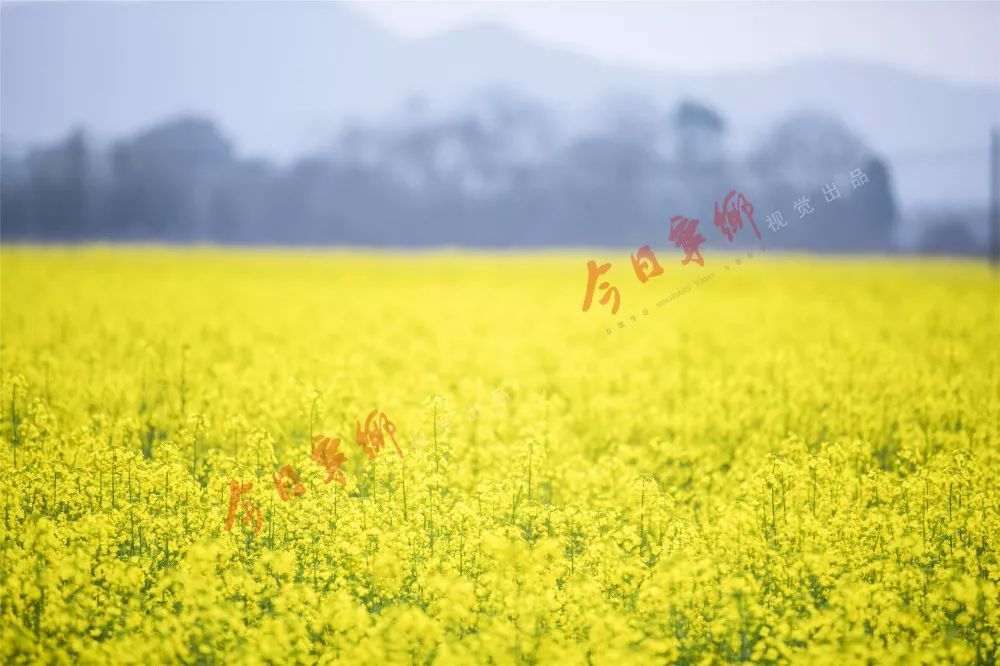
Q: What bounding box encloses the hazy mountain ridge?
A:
[2,1,998,210]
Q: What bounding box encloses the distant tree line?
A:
[2,92,907,250]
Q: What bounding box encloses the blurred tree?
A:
[0,98,905,251]
[918,218,984,256]
[210,159,277,243]
[2,129,100,240]
[670,101,730,228]
[749,112,898,252]
[1,148,31,239]
[856,157,898,251]
[108,117,234,240]
[674,100,725,168]
[750,111,867,190]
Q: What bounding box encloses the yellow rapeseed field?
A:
[1,247,998,664]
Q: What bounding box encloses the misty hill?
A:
[2,1,998,212]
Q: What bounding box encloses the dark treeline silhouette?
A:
[2,92,907,250]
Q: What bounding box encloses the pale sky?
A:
[351,1,1000,87]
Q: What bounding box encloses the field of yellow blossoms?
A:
[1,247,998,664]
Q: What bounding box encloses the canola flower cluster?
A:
[1,248,998,664]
